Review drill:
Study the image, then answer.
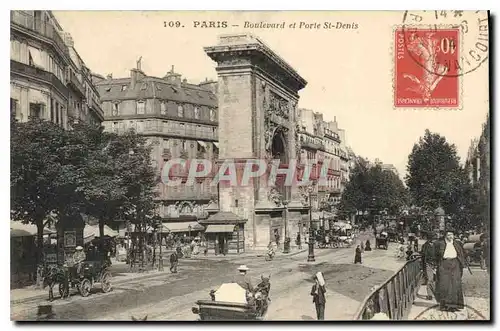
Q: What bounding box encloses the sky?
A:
[53,11,490,179]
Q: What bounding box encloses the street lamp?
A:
[307,182,316,262]
[188,225,192,239]
[282,200,290,254]
[157,215,164,271]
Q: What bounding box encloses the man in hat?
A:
[420,232,436,300]
[311,272,326,320]
[73,246,86,277]
[433,227,466,312]
[234,265,254,293]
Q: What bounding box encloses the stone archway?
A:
[271,127,288,163]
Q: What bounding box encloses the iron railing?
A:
[11,11,68,57]
[354,256,423,320]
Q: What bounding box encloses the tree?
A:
[338,158,407,219]
[406,130,473,229]
[70,124,159,253]
[11,117,82,263]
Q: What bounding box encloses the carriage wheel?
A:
[59,283,68,298]
[79,279,91,297]
[100,271,112,293]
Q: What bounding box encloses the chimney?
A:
[107,73,113,80]
[199,79,218,94]
[164,65,181,87]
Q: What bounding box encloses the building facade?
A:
[97,34,354,251]
[10,10,103,127]
[95,62,220,226]
[465,114,490,231]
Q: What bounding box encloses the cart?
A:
[192,278,271,320]
[58,259,112,298]
[375,232,388,250]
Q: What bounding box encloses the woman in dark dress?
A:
[354,245,362,264]
[365,239,372,251]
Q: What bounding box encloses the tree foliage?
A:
[11,117,159,261]
[338,158,407,217]
[406,130,471,213]
[11,117,82,260]
[405,130,478,232]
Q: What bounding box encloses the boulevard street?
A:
[12,234,404,321]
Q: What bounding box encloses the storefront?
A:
[199,212,246,255]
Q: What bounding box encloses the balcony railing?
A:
[301,140,324,151]
[11,11,68,57]
[354,256,422,320]
[67,70,86,97]
[143,122,218,140]
[89,98,104,119]
[161,186,215,201]
[11,60,68,98]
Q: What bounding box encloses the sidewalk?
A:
[407,285,468,320]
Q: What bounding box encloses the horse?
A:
[252,275,271,316]
[43,265,69,302]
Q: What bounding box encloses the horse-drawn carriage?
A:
[375,232,388,250]
[192,276,271,320]
[45,258,112,301]
[464,234,486,269]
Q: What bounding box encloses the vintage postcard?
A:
[10,10,490,321]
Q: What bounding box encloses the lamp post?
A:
[188,225,192,239]
[307,182,316,262]
[282,200,290,254]
[157,215,163,271]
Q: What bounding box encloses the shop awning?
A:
[213,142,219,148]
[10,221,55,237]
[84,224,119,238]
[197,140,207,148]
[162,221,203,233]
[205,224,236,233]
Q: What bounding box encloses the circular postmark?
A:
[401,10,489,77]
[413,303,488,321]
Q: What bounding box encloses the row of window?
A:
[111,101,217,121]
[11,40,66,83]
[110,120,218,138]
[11,98,67,128]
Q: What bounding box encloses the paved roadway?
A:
[12,234,406,321]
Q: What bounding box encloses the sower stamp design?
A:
[394,28,460,108]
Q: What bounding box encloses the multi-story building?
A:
[95,62,219,227]
[10,10,103,126]
[465,114,490,231]
[297,109,351,216]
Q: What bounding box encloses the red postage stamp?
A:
[394,27,460,108]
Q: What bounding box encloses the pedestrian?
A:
[433,228,466,312]
[420,233,436,300]
[354,245,362,264]
[169,250,178,273]
[203,241,208,256]
[364,239,371,251]
[296,232,302,249]
[414,238,419,252]
[310,271,326,320]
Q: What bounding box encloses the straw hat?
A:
[237,265,249,271]
[76,246,83,251]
